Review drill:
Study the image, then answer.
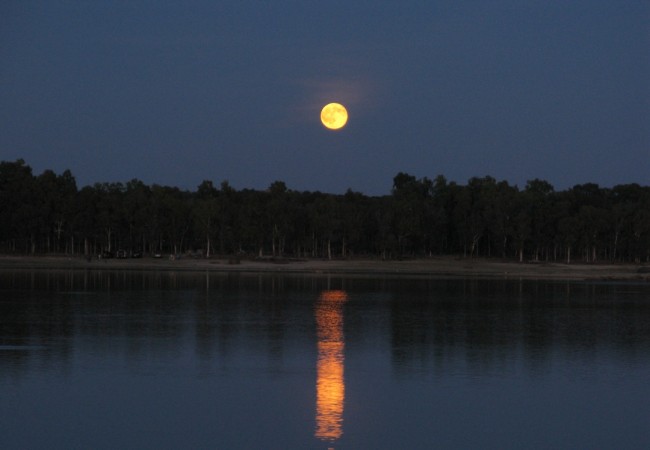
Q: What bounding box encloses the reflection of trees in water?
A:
[193,275,361,369]
[389,279,650,375]
[194,274,320,372]
[0,270,202,379]
[0,288,75,379]
[3,272,650,381]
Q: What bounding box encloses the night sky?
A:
[1,1,648,195]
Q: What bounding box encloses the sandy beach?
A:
[0,255,648,281]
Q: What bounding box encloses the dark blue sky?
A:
[1,1,648,195]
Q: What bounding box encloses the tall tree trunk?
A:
[612,231,619,262]
[105,228,112,252]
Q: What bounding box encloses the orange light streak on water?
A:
[315,290,348,442]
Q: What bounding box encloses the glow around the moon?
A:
[320,103,348,130]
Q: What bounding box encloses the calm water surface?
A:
[1,270,650,449]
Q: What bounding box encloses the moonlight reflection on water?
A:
[1,272,650,449]
[315,290,348,442]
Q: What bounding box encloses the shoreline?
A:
[0,255,648,281]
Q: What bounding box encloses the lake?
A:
[1,270,649,449]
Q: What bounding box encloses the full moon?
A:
[320,103,348,130]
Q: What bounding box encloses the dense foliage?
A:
[1,159,649,263]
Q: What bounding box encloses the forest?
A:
[1,159,649,263]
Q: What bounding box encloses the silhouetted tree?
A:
[2,159,649,263]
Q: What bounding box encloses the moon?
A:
[320,103,348,130]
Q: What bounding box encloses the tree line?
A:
[1,159,649,263]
